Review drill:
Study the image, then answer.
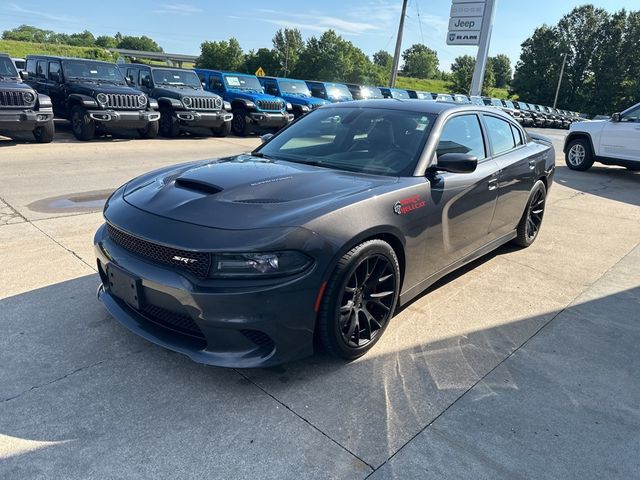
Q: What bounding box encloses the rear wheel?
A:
[211,121,231,137]
[159,109,180,138]
[231,108,249,136]
[565,138,594,171]
[318,240,400,360]
[513,180,547,248]
[32,119,54,143]
[71,106,95,141]
[138,120,159,139]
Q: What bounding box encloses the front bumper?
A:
[87,109,160,128]
[175,110,233,127]
[0,108,53,131]
[247,111,294,128]
[94,219,327,368]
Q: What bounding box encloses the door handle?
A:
[488,179,498,191]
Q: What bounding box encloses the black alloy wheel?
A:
[231,108,249,136]
[514,180,547,247]
[318,239,400,359]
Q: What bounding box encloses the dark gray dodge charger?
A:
[95,100,555,367]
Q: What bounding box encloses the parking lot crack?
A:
[29,221,97,272]
[234,369,375,473]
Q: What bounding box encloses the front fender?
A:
[157,97,183,110]
[231,99,256,110]
[563,131,595,153]
[36,93,52,109]
[68,93,98,108]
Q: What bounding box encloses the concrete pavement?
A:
[1,126,639,478]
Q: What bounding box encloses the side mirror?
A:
[125,75,134,86]
[201,81,206,88]
[19,70,27,81]
[260,133,274,144]
[611,113,621,122]
[433,153,478,174]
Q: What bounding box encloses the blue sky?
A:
[1,1,634,71]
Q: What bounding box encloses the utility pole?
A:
[469,0,497,96]
[390,0,408,88]
[553,52,567,108]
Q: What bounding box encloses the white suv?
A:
[564,102,640,171]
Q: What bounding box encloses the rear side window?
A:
[511,124,524,146]
[36,60,47,79]
[484,116,516,155]
[437,114,486,160]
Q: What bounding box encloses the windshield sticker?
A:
[226,76,241,86]
[394,195,426,215]
[90,70,98,74]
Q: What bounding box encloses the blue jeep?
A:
[259,76,328,118]
[305,81,353,103]
[195,69,293,136]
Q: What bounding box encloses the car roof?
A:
[261,76,306,82]
[194,69,256,77]
[321,99,513,117]
[25,55,116,65]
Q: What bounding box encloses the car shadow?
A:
[554,164,640,207]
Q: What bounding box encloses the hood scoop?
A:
[174,177,222,195]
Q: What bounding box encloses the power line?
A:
[414,0,425,44]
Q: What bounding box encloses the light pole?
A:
[553,52,567,109]
[389,0,408,88]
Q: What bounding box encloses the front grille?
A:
[256,99,283,112]
[185,96,222,110]
[0,90,32,107]
[106,93,141,110]
[107,224,211,278]
[141,304,205,339]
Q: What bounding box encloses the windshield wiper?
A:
[250,151,276,160]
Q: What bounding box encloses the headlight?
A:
[182,96,192,107]
[244,100,256,109]
[300,105,309,112]
[209,251,312,278]
[96,93,109,106]
[285,102,293,111]
[23,91,35,103]
[138,94,147,106]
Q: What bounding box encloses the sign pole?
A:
[553,52,567,108]
[390,0,408,88]
[469,0,496,96]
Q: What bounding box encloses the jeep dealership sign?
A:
[447,0,485,45]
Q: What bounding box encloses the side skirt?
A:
[398,231,517,307]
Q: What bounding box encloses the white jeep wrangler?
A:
[564,102,640,171]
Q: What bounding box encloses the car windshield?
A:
[326,84,353,99]
[62,60,125,84]
[415,91,432,100]
[504,100,515,108]
[391,89,410,99]
[454,94,470,104]
[257,107,435,177]
[279,80,311,96]
[469,96,484,106]
[224,74,263,91]
[152,69,201,88]
[437,94,454,102]
[0,57,19,78]
[363,87,384,99]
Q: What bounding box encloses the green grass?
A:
[396,76,511,99]
[0,39,115,61]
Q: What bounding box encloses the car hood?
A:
[570,120,604,133]
[152,86,219,100]
[280,93,327,107]
[123,155,397,230]
[1,80,33,90]
[229,90,281,103]
[70,82,144,96]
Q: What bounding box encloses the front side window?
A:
[437,114,486,160]
[62,60,125,84]
[139,70,151,87]
[620,104,640,123]
[258,107,435,176]
[485,115,516,155]
[36,61,47,79]
[209,75,224,91]
[48,62,61,81]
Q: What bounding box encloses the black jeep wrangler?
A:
[121,65,232,137]
[25,55,160,141]
[0,53,54,143]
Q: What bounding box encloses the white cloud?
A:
[8,3,75,23]
[154,3,203,16]
[256,9,380,36]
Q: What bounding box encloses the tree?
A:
[272,28,304,77]
[373,50,393,69]
[2,25,55,43]
[449,55,494,94]
[96,35,118,48]
[197,38,244,71]
[489,54,512,88]
[243,48,280,76]
[67,30,96,47]
[401,44,439,79]
[117,35,163,52]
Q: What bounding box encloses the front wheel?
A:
[565,138,594,171]
[513,180,547,248]
[33,120,54,143]
[231,108,249,136]
[159,109,180,138]
[211,121,231,137]
[138,120,159,139]
[317,240,400,360]
[71,106,95,141]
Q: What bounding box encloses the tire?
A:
[32,119,54,143]
[513,180,547,248]
[565,138,594,171]
[317,239,400,360]
[138,120,159,139]
[211,121,231,137]
[70,105,95,141]
[159,109,180,138]
[231,108,250,136]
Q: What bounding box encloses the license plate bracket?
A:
[107,264,143,309]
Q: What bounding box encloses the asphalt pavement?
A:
[1,124,639,479]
